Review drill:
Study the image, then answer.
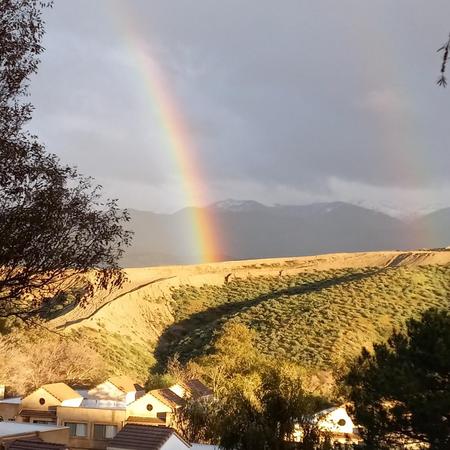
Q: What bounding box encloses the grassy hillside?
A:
[156,264,450,370]
[4,251,449,394]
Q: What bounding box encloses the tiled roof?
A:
[150,389,184,409]
[182,380,213,398]
[41,383,82,402]
[107,376,139,394]
[107,424,188,450]
[6,439,67,450]
[19,410,57,419]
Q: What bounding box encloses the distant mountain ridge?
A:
[121,200,450,267]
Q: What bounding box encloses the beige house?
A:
[56,404,126,450]
[18,384,82,425]
[56,386,187,449]
[125,389,185,428]
[0,378,212,450]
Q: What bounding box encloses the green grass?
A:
[156,265,450,370]
[71,327,155,381]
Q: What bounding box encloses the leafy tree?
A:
[174,396,218,444]
[343,308,450,449]
[0,0,131,320]
[179,323,331,449]
[194,322,264,397]
[177,362,330,450]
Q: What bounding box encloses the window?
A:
[337,418,346,427]
[93,424,117,440]
[156,412,167,422]
[146,403,153,411]
[39,398,46,405]
[65,422,88,437]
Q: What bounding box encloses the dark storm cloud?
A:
[29,0,450,212]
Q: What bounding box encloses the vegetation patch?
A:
[156,265,450,370]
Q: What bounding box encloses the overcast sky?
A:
[29,0,450,216]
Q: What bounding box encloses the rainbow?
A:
[108,4,223,263]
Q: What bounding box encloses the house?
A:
[168,380,212,400]
[314,406,356,434]
[0,378,212,450]
[125,389,185,428]
[293,405,361,445]
[56,398,127,450]
[107,424,190,450]
[0,422,70,449]
[313,406,361,445]
[88,378,144,405]
[19,384,83,425]
[56,385,187,449]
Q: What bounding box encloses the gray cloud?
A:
[28,0,450,213]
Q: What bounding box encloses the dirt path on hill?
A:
[49,249,450,344]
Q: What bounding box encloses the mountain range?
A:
[121,200,450,267]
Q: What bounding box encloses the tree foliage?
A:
[0,0,132,320]
[343,308,450,450]
[175,323,331,450]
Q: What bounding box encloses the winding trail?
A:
[52,276,177,329]
[49,249,450,341]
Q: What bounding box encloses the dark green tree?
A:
[0,0,131,320]
[344,308,450,449]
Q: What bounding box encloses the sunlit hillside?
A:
[158,264,450,370]
[3,250,450,391]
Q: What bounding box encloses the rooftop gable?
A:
[41,384,82,402]
[181,380,213,398]
[6,439,67,450]
[107,424,189,450]
[149,389,184,409]
[107,376,139,394]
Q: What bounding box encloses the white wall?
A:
[108,434,189,450]
[161,434,190,450]
[124,392,136,404]
[88,382,126,401]
[317,407,355,434]
[168,384,186,399]
[61,398,83,407]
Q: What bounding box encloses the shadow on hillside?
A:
[152,268,383,373]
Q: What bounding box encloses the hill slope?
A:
[47,250,450,377]
[158,265,450,369]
